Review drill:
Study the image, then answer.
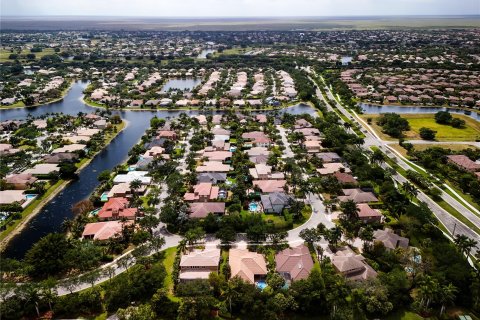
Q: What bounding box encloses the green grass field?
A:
[363,114,480,142]
[0,48,60,62]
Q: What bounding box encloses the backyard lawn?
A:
[362,114,480,142]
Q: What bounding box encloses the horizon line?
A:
[2,14,480,18]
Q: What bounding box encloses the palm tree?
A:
[418,275,440,311]
[402,182,418,200]
[178,239,188,254]
[129,179,143,197]
[369,149,385,166]
[16,283,41,317]
[454,234,478,256]
[40,278,57,311]
[222,280,238,314]
[340,200,359,221]
[439,283,457,316]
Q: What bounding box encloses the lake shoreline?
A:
[0,80,74,110]
[0,120,127,252]
[359,101,480,115]
[82,96,308,112]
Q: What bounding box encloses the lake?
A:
[360,103,480,121]
[197,49,216,59]
[161,78,201,92]
[0,81,317,258]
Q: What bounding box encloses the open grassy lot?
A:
[0,47,60,62]
[362,114,480,142]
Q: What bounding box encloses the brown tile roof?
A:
[447,155,480,172]
[189,202,225,218]
[275,245,314,281]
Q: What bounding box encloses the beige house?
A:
[229,249,268,284]
[23,164,60,176]
[179,248,221,282]
[331,248,377,281]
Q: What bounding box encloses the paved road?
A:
[277,125,294,158]
[309,70,480,249]
[288,193,334,247]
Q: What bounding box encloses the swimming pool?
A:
[100,192,109,202]
[229,146,237,152]
[249,202,258,212]
[90,208,101,216]
[256,281,267,290]
[25,194,37,200]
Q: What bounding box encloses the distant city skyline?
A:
[2,0,479,17]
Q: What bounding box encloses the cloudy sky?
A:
[1,0,479,16]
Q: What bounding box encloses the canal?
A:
[0,81,317,258]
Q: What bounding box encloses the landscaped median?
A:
[370,146,480,236]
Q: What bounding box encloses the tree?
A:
[15,283,41,317]
[439,283,457,316]
[434,111,452,124]
[80,269,101,288]
[340,200,359,221]
[117,305,156,320]
[402,181,418,200]
[59,162,78,179]
[370,149,385,166]
[454,234,478,256]
[299,228,321,246]
[103,266,116,282]
[376,113,410,138]
[417,275,440,311]
[39,278,58,312]
[32,181,47,195]
[129,179,143,196]
[216,226,236,245]
[97,170,111,182]
[267,272,286,291]
[138,213,160,235]
[185,227,206,245]
[71,199,94,216]
[451,118,466,128]
[25,233,70,278]
[268,231,288,248]
[419,127,436,140]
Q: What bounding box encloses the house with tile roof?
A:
[97,197,138,221]
[261,192,292,214]
[338,189,379,203]
[275,245,314,282]
[331,248,377,281]
[189,202,225,219]
[179,248,221,282]
[5,173,38,190]
[82,220,134,241]
[229,249,268,284]
[253,180,287,193]
[373,228,409,250]
[184,183,220,202]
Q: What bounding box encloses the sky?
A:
[1,0,479,17]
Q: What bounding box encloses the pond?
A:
[0,81,318,259]
[161,78,201,92]
[197,49,216,59]
[360,103,480,121]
